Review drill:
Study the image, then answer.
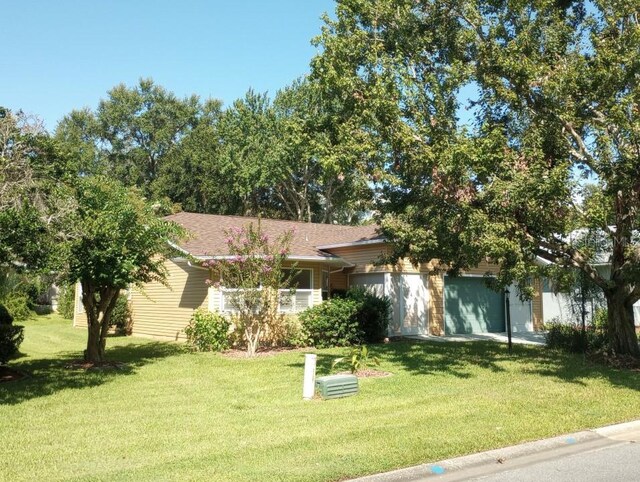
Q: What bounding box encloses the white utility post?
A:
[302,353,317,400]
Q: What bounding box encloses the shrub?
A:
[586,326,609,353]
[2,291,33,323]
[0,304,13,325]
[109,296,133,335]
[346,287,391,344]
[545,320,609,354]
[184,309,231,352]
[57,284,76,320]
[592,308,608,332]
[332,345,380,374]
[545,322,585,353]
[588,308,609,352]
[0,269,43,322]
[299,298,362,348]
[0,303,23,364]
[261,314,309,348]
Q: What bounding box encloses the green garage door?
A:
[444,277,505,334]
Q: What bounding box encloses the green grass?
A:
[2,315,639,482]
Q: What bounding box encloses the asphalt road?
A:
[353,421,640,482]
[463,437,640,481]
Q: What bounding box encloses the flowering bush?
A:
[201,221,296,357]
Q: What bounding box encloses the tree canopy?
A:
[54,78,374,224]
[312,0,640,356]
[58,176,184,362]
[0,108,59,270]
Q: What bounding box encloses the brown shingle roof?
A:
[165,212,383,258]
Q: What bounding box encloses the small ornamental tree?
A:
[201,222,296,357]
[60,176,184,363]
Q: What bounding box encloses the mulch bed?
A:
[0,365,27,383]
[589,353,640,371]
[336,369,393,378]
[222,347,311,359]
[64,360,128,371]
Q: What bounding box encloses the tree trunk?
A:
[83,286,121,363]
[606,290,640,357]
[245,321,260,357]
[85,313,105,362]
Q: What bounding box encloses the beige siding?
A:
[129,259,209,341]
[330,270,348,292]
[208,272,222,312]
[532,278,543,331]
[429,274,445,335]
[326,244,391,273]
[326,244,434,274]
[460,260,499,276]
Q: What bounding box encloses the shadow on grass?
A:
[291,340,640,392]
[283,353,334,378]
[393,340,639,389]
[1,341,184,406]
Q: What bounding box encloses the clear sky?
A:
[1,0,335,130]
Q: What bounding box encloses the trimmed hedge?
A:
[184,309,232,352]
[299,288,391,348]
[347,287,391,343]
[299,297,361,348]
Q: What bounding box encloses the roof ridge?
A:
[166,211,379,230]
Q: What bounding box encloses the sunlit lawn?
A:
[2,314,639,481]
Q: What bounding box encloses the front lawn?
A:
[2,315,639,481]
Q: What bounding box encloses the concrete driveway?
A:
[409,332,546,346]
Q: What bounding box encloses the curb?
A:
[351,419,640,481]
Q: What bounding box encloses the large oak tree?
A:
[312,0,640,355]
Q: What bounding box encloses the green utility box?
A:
[315,374,359,400]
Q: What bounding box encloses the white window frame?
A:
[279,268,313,313]
[218,268,314,314]
[220,287,263,314]
[321,270,330,300]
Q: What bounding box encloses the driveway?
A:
[409,332,546,346]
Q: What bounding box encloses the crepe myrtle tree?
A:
[61,176,184,363]
[201,222,296,357]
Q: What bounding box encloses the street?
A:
[354,421,640,482]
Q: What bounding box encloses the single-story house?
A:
[73,212,543,340]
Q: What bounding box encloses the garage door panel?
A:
[445,277,505,334]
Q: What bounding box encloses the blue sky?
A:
[1,0,335,130]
